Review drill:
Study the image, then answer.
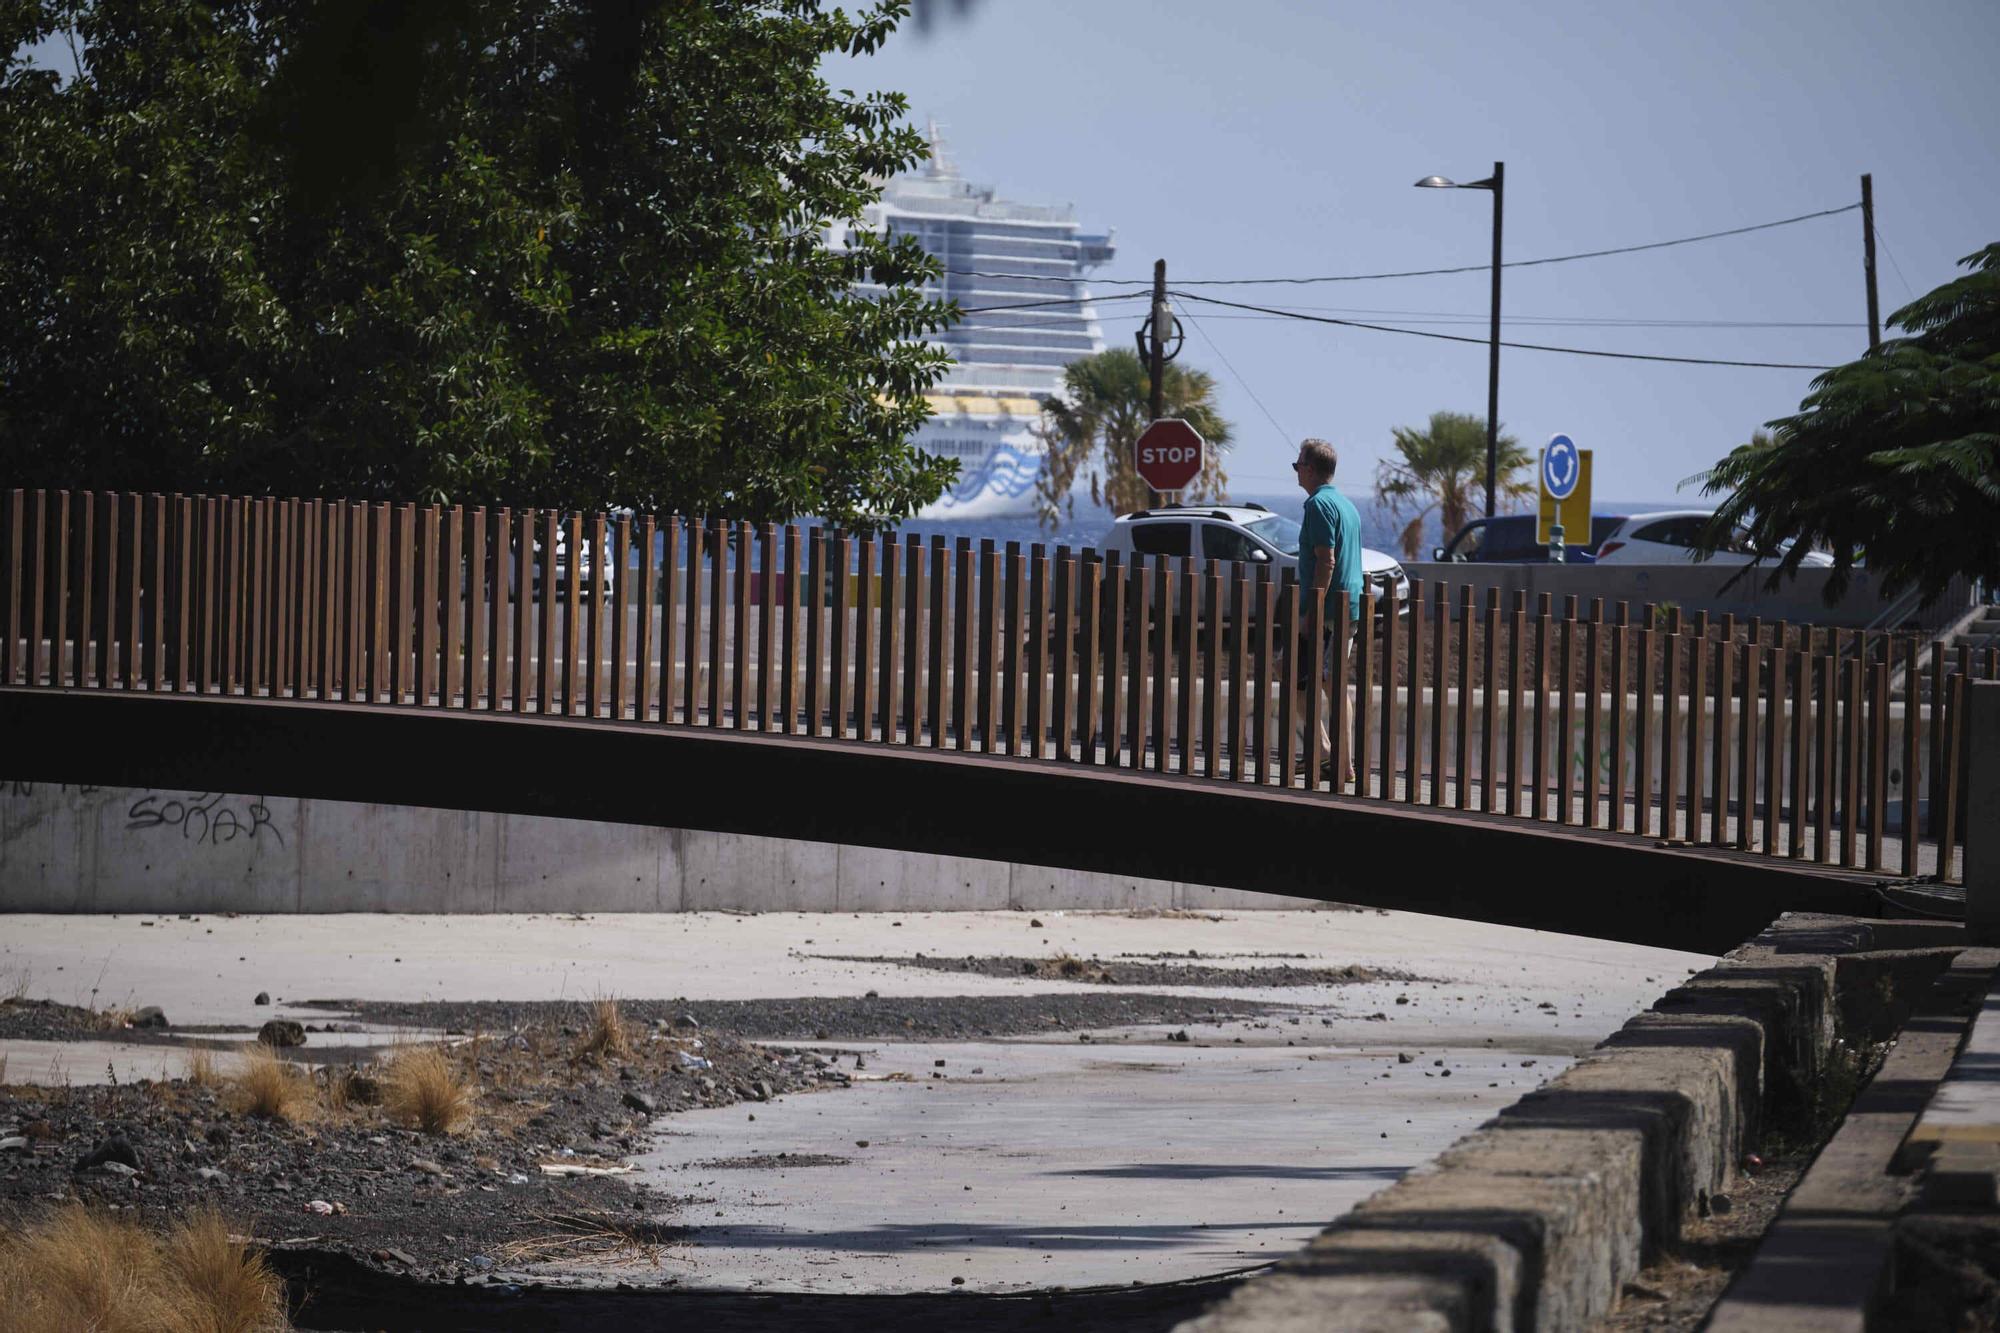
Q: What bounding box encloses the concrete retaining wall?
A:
[0,780,1316,914]
[1181,913,1967,1333]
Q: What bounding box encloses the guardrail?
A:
[2,489,1985,882]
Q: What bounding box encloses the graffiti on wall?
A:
[4,783,285,849]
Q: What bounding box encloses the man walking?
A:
[1292,438,1364,783]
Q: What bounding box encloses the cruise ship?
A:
[847,128,1116,519]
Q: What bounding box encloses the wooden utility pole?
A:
[1861,173,1881,350]
[1147,258,1169,507]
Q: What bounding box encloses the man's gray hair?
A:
[1298,437,1338,481]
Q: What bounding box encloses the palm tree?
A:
[1036,349,1233,529]
[1374,411,1533,558]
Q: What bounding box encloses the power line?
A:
[1179,309,1292,447]
[1872,225,1917,304]
[942,201,1860,288]
[1162,312,1866,330]
[1170,290,1839,371]
[953,292,1150,314]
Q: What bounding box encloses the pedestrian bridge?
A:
[2,488,1962,953]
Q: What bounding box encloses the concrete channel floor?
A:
[1,908,1712,1293]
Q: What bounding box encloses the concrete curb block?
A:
[1178,913,1965,1333]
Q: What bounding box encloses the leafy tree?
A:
[1035,348,1232,527]
[1696,243,2000,602]
[0,0,958,526]
[1373,411,1531,558]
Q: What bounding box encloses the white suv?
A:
[1096,504,1410,612]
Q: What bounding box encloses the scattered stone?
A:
[378,1248,419,1267]
[1397,1052,1414,1064]
[130,1006,169,1029]
[254,992,270,1005]
[933,1059,947,1067]
[409,1159,448,1177]
[205,1124,231,1146]
[621,1091,659,1115]
[674,1013,699,1030]
[1168,1029,1190,1043]
[855,1140,869,1149]
[97,1160,139,1178]
[1710,1193,1733,1215]
[1519,1059,1537,1068]
[1394,995,1409,1006]
[1440,1069,1452,1077]
[1030,919,1044,928]
[952,1276,966,1286]
[257,1019,306,1047]
[74,1136,141,1173]
[0,1137,26,1153]
[197,1167,229,1184]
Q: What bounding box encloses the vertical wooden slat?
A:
[1607,605,1628,831]
[1429,584,1450,808]
[964,542,989,750]
[679,519,703,724]
[1201,561,1223,777]
[901,536,923,747]
[999,543,1024,755]
[99,492,119,689]
[1500,592,1523,814]
[506,510,529,710]
[1685,612,1710,844]
[877,536,900,743]
[204,496,227,693]
[273,499,293,695]
[1477,589,1498,811]
[855,535,880,741]
[1252,572,1274,784]
[1928,642,1949,836]
[1303,590,1328,789]
[702,521,724,725]
[435,505,459,707]
[1176,555,1198,777]
[306,499,327,699]
[1709,614,1736,847]
[1764,625,1787,853]
[243,498,261,695]
[1790,629,1812,858]
[1840,633,1863,868]
[634,517,658,723]
[578,513,600,716]
[1356,590,1376,796]
[1382,585,1404,800]
[145,495,166,691]
[1277,577,1299,789]
[1661,608,1684,840]
[1830,631,1852,865]
[552,514,574,714]
[413,506,436,707]
[1077,554,1102,764]
[529,510,552,709]
[283,500,304,697]
[1406,581,1428,805]
[1451,586,1473,809]
[1739,620,1762,850]
[804,529,827,737]
[830,534,852,739]
[731,522,752,730]
[226,496,247,694]
[1528,593,1550,818]
[76,488,97,684]
[459,508,482,710]
[1552,596,1577,823]
[0,489,19,685]
[953,540,974,753]
[1027,546,1050,759]
[1868,654,1889,871]
[761,525,781,732]
[1103,552,1127,769]
[480,508,503,711]
[1228,571,1248,781]
[1902,637,1922,877]
[1578,598,1602,828]
[926,536,948,748]
[1150,557,1172,772]
[606,514,628,720]
[1636,606,1657,837]
[338,502,359,699]
[1127,556,1153,771]
[25,490,48,686]
[1325,591,1349,791]
[1940,672,1965,879]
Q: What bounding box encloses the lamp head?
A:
[1414,175,1456,189]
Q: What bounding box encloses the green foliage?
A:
[1373,410,1532,558]
[0,0,959,525]
[1035,347,1233,527]
[1697,243,2000,602]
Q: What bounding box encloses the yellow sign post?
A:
[1536,449,1592,548]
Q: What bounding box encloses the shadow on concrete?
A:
[1054,1163,1408,1183]
[273,1248,1249,1332]
[683,1219,1307,1253]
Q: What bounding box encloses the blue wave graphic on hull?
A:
[936,445,1043,511]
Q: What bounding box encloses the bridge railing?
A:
[1,489,1984,882]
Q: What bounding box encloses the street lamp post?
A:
[1416,162,1504,520]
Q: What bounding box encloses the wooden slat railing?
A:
[0,488,1978,881]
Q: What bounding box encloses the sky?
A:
[838,0,1999,504]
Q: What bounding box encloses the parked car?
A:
[1433,513,1625,564]
[1096,503,1411,614]
[1592,510,1834,567]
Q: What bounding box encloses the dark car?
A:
[1433,514,1626,564]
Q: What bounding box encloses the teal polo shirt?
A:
[1298,483,1365,617]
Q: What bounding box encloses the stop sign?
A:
[1133,419,1205,492]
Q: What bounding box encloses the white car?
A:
[1592,510,1834,567]
[1096,503,1411,611]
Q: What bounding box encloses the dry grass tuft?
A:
[579,996,630,1061]
[229,1045,314,1123]
[185,1047,223,1090]
[0,1204,288,1332]
[383,1046,473,1135]
[495,1209,677,1268]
